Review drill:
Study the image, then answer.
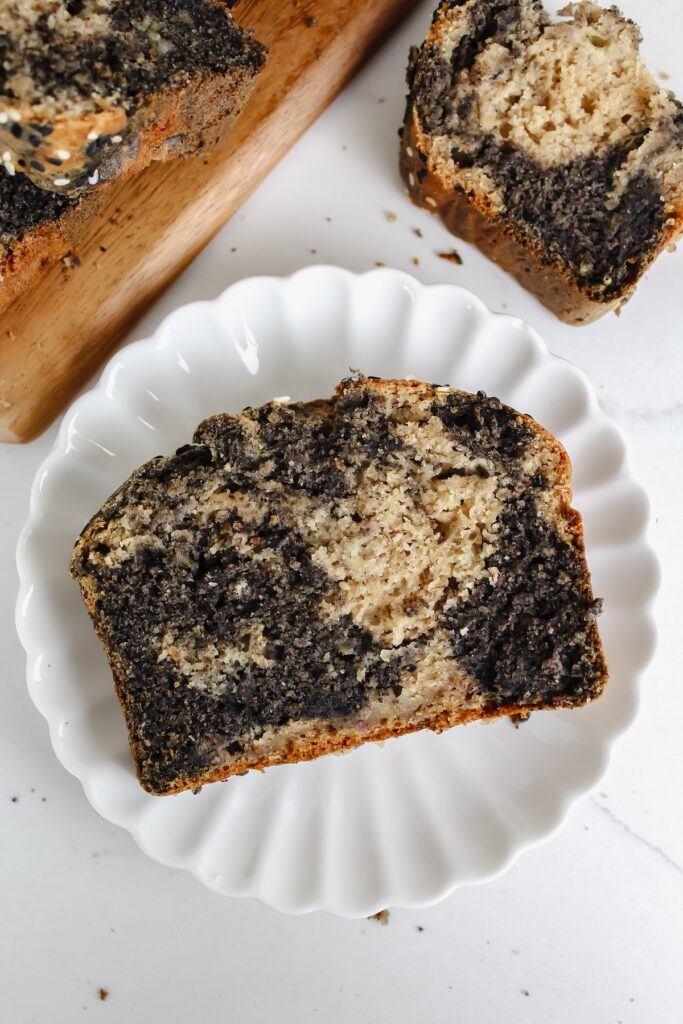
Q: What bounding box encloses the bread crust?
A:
[0,61,260,314]
[400,50,683,325]
[72,377,607,796]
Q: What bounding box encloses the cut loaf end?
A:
[0,0,266,194]
[401,0,683,323]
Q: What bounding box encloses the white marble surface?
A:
[2,1,682,1019]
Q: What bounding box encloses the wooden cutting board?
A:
[0,0,414,443]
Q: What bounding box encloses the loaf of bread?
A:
[0,0,265,194]
[401,0,683,324]
[71,377,607,795]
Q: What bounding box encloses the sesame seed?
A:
[405,146,414,158]
[9,110,21,122]
[56,149,71,160]
[87,130,99,141]
[3,161,15,176]
[88,168,99,185]
[53,177,70,186]
[0,113,7,124]
[2,150,10,162]
[111,135,123,144]
[408,172,416,187]
[425,196,437,207]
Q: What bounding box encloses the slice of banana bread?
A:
[401,1,683,323]
[0,0,265,194]
[71,377,608,796]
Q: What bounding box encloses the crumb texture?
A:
[71,378,607,794]
[404,0,683,306]
[0,164,69,243]
[0,0,260,110]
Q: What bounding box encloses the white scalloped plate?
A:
[16,267,658,917]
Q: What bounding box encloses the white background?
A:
[2,1,682,1020]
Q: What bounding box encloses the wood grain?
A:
[0,0,413,443]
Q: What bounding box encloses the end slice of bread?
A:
[71,377,608,795]
[401,0,683,324]
[0,0,265,194]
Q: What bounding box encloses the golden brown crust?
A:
[401,107,683,325]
